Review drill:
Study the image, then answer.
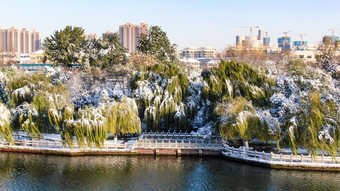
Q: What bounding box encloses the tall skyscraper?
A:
[0,27,41,54]
[119,23,148,53]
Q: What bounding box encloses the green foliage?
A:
[19,105,40,139]
[104,96,141,136]
[202,60,272,107]
[216,97,270,145]
[0,103,13,143]
[1,69,71,138]
[137,26,177,63]
[287,59,308,77]
[279,92,340,156]
[131,62,189,131]
[73,106,107,148]
[86,32,127,68]
[203,60,274,134]
[48,95,141,148]
[43,26,87,67]
[48,105,75,147]
[7,72,50,92]
[10,85,32,107]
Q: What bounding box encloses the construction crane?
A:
[265,31,269,46]
[282,31,292,50]
[328,28,338,36]
[295,33,306,48]
[233,26,259,37]
[283,31,292,38]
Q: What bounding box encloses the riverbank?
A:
[1,134,340,171]
[222,146,340,172]
[0,145,222,157]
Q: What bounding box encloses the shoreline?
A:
[222,151,340,172]
[1,144,340,172]
[0,145,222,157]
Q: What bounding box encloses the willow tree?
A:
[48,94,75,147]
[284,92,340,156]
[19,104,40,139]
[202,60,274,126]
[0,103,13,143]
[73,106,107,148]
[104,96,141,142]
[215,97,271,149]
[130,61,189,131]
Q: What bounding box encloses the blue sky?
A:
[1,0,339,51]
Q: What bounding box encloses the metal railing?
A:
[141,131,222,140]
[224,146,340,165]
[0,139,129,150]
[134,137,224,150]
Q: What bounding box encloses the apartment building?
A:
[180,47,216,58]
[119,23,148,53]
[0,26,41,54]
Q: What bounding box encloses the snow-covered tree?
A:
[104,96,141,141]
[137,26,177,63]
[43,26,87,67]
[130,62,190,131]
[0,103,13,143]
[85,32,127,69]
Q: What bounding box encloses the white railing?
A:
[133,138,224,150]
[141,131,222,140]
[224,146,340,165]
[0,139,129,150]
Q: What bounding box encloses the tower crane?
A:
[328,28,338,36]
[295,33,306,48]
[283,31,292,39]
[282,31,292,50]
[265,31,269,46]
[233,26,259,37]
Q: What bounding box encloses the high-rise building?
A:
[293,41,308,47]
[278,37,291,50]
[236,30,269,48]
[0,27,41,54]
[119,23,148,53]
[263,37,270,46]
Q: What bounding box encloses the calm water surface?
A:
[0,152,339,191]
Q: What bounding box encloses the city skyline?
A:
[1,0,340,51]
[0,27,41,54]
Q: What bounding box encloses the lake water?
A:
[0,152,339,191]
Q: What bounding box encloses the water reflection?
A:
[0,153,339,191]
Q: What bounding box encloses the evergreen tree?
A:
[86,32,127,68]
[43,26,87,67]
[137,26,177,63]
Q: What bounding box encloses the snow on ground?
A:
[222,151,340,168]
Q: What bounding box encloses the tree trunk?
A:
[244,140,249,150]
[114,134,118,144]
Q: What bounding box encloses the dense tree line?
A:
[1,25,339,156]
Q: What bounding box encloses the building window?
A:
[299,55,304,58]
[307,55,312,59]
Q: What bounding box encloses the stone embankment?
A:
[1,132,340,171]
[0,132,224,157]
